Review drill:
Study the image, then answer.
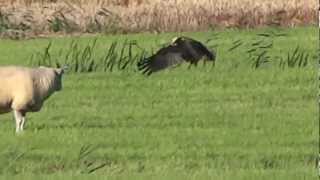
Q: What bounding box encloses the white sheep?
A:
[0,66,65,133]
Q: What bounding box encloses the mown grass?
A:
[0,27,317,179]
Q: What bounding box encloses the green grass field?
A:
[0,27,318,179]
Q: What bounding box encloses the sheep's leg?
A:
[19,115,26,132]
[13,110,25,133]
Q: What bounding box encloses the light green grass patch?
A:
[0,27,317,179]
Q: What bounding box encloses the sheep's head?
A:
[53,68,64,91]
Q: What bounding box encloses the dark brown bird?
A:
[137,36,216,75]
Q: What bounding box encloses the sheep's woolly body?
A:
[0,66,64,133]
[0,66,61,112]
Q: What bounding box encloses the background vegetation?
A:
[0,0,316,38]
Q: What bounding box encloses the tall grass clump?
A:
[278,46,310,69]
[29,38,147,73]
[29,30,313,73]
[225,29,313,69]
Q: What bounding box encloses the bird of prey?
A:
[137,36,216,75]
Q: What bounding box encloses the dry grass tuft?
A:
[0,0,316,38]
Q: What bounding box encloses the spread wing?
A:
[137,46,186,75]
[186,40,216,60]
[137,37,216,75]
[177,37,216,61]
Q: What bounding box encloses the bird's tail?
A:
[137,57,149,71]
[137,57,153,76]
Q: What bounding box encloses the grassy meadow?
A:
[0,27,318,179]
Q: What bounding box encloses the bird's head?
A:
[171,36,186,46]
[171,37,178,43]
[207,50,216,61]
